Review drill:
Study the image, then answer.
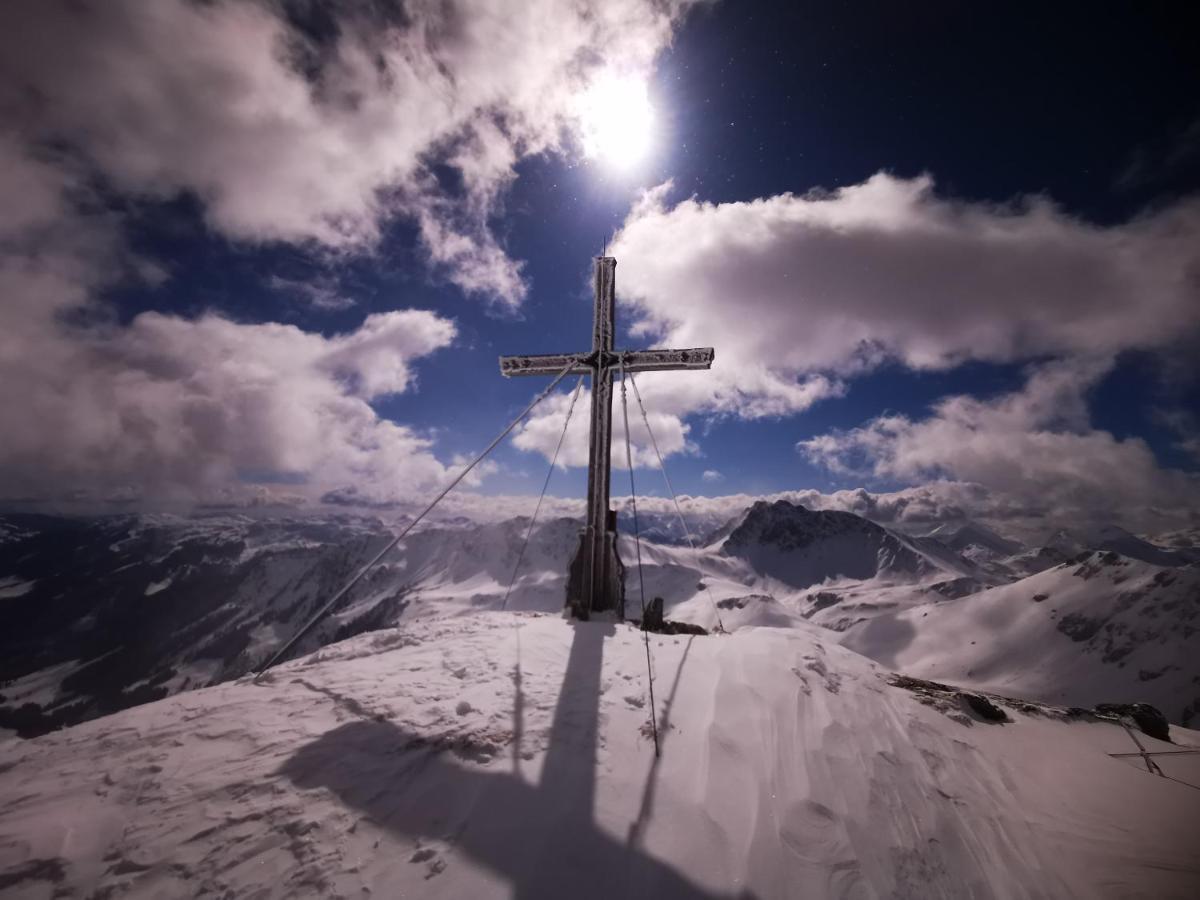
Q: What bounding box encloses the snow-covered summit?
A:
[924,520,1023,561]
[1,613,1197,899]
[1084,524,1199,566]
[1038,525,1197,568]
[719,500,955,588]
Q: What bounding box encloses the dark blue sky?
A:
[97,1,1200,504]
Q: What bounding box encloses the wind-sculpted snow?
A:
[0,614,1196,898]
[842,551,1200,725]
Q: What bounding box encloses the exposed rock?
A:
[657,620,709,636]
[716,593,772,610]
[720,500,940,588]
[959,692,1009,722]
[1057,613,1102,642]
[642,596,665,632]
[1094,703,1171,742]
[927,577,983,599]
[807,591,841,611]
[636,598,708,636]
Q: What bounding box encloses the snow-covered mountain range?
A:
[2,502,1199,898]
[1,501,1197,740]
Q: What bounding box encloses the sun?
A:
[576,71,655,170]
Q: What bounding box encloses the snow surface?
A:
[1,612,1198,899]
[925,521,1022,560]
[841,552,1200,724]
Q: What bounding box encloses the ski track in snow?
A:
[1,613,1198,899]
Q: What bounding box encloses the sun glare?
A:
[577,71,655,170]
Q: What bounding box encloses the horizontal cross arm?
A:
[620,347,714,373]
[499,347,715,377]
[499,353,591,377]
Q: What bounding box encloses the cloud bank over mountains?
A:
[799,360,1200,532]
[329,480,1130,545]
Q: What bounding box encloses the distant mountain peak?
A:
[720,500,946,588]
[925,520,1022,558]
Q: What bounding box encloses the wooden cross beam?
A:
[499,257,714,620]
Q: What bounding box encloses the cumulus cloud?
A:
[612,173,1200,374]
[1156,407,1200,464]
[517,172,1200,473]
[0,126,459,505]
[0,296,458,503]
[0,0,705,506]
[0,0,699,307]
[511,380,694,470]
[799,359,1200,532]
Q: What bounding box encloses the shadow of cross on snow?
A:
[280,620,752,900]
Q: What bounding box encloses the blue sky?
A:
[1,1,1197,532]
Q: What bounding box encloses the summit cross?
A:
[499,256,714,620]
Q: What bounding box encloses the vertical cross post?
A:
[498,256,713,621]
[575,257,622,619]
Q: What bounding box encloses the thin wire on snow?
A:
[254,355,583,679]
[620,361,660,757]
[501,375,586,611]
[627,371,727,634]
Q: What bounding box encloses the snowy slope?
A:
[924,520,1022,561]
[720,500,970,587]
[1000,545,1075,578]
[4,508,1194,745]
[0,504,964,737]
[1,613,1197,899]
[0,513,585,736]
[842,551,1200,725]
[1083,525,1200,566]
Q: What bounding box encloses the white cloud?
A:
[511,381,693,470]
[0,132,459,505]
[612,174,1200,377]
[0,0,701,307]
[702,469,724,483]
[268,275,356,312]
[519,172,1200,471]
[799,359,1200,533]
[1156,407,1200,464]
[525,171,1200,511]
[0,0,708,506]
[0,293,458,502]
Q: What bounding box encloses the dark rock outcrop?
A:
[1094,702,1171,742]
